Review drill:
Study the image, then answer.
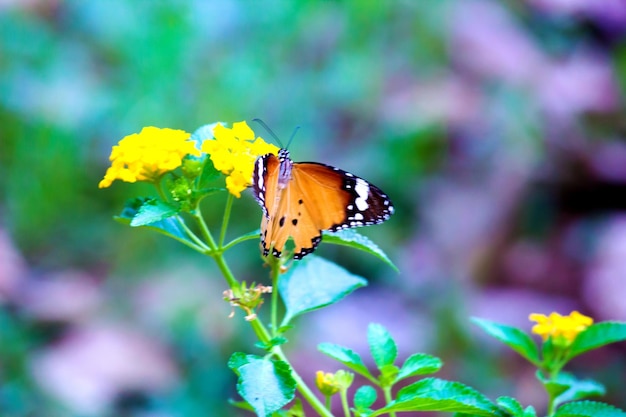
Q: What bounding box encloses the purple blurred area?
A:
[2,0,626,415]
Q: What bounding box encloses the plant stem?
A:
[193,210,218,251]
[340,388,351,417]
[192,199,330,416]
[270,258,281,336]
[212,251,240,291]
[248,318,334,417]
[383,386,396,417]
[219,194,234,247]
[177,215,213,252]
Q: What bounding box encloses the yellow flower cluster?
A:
[99,121,279,198]
[529,311,593,344]
[201,121,279,197]
[99,127,200,188]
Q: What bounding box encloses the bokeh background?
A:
[2,0,626,416]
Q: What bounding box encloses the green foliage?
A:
[354,386,377,410]
[472,318,540,365]
[567,322,626,361]
[372,378,502,416]
[323,229,398,271]
[129,198,180,227]
[536,372,605,410]
[367,323,398,370]
[318,343,372,381]
[228,353,297,417]
[553,401,626,417]
[278,255,368,327]
[116,197,189,241]
[396,353,443,382]
[497,396,526,417]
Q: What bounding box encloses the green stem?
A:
[193,210,218,251]
[154,180,168,202]
[546,391,557,416]
[383,386,396,417]
[152,181,211,252]
[219,194,234,247]
[212,251,239,291]
[190,196,329,416]
[221,231,260,252]
[324,395,332,411]
[248,318,334,417]
[270,258,281,337]
[340,388,351,417]
[177,215,213,253]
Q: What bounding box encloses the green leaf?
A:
[129,198,179,226]
[371,378,502,417]
[553,400,626,417]
[497,396,524,417]
[198,157,221,189]
[228,399,255,412]
[568,322,626,360]
[279,255,367,326]
[115,197,191,243]
[537,372,605,409]
[354,385,377,409]
[368,323,398,371]
[273,398,305,417]
[323,229,398,271]
[228,353,296,417]
[523,405,538,417]
[318,343,373,380]
[536,370,569,399]
[254,337,288,351]
[396,353,443,382]
[472,318,540,365]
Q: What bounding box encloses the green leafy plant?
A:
[101,121,626,417]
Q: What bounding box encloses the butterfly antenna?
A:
[286,126,300,150]
[252,118,283,148]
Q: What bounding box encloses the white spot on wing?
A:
[354,179,369,211]
[256,158,265,191]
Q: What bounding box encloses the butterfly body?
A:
[253,149,394,259]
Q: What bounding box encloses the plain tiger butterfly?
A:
[252,148,394,259]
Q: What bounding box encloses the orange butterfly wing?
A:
[253,150,394,259]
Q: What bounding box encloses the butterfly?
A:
[252,148,394,259]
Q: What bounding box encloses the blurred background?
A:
[2,0,626,416]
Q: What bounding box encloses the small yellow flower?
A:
[315,371,341,396]
[529,311,593,345]
[99,127,200,188]
[201,121,279,197]
[315,370,354,397]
